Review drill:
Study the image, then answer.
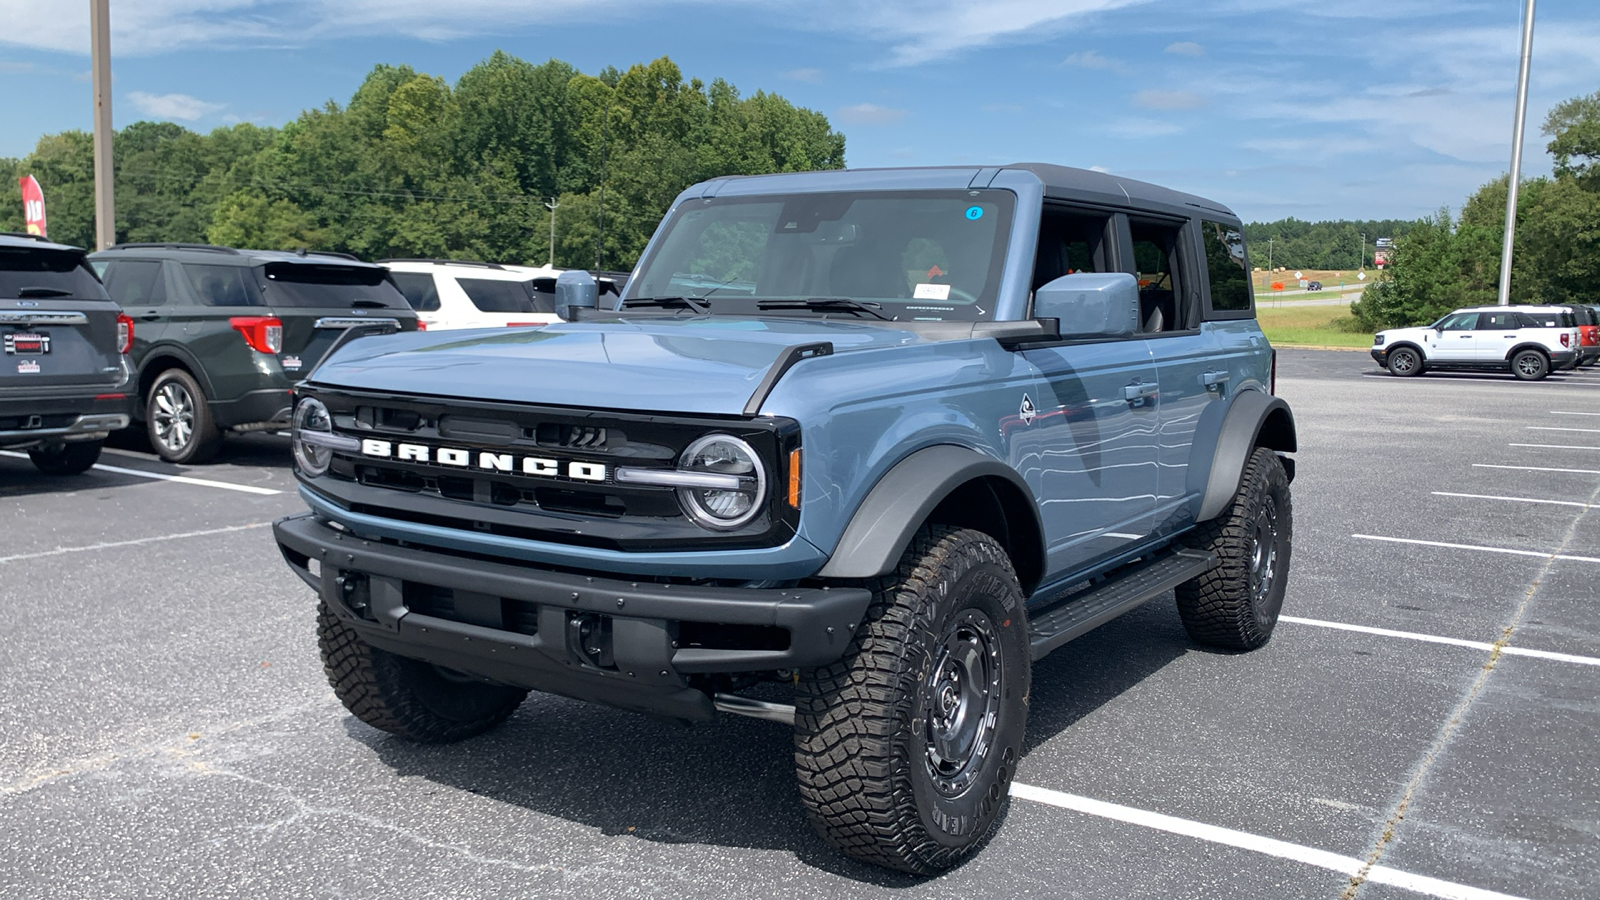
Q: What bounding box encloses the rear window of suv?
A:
[260,262,410,309]
[457,277,553,314]
[0,246,109,300]
[389,272,440,311]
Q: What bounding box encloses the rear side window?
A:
[182,263,260,307]
[260,263,409,309]
[1199,219,1251,313]
[1518,312,1569,328]
[458,277,539,314]
[389,272,440,311]
[1129,219,1192,332]
[1477,311,1518,330]
[102,260,168,306]
[0,246,109,300]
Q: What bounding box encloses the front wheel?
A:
[1386,346,1422,377]
[1511,349,1549,381]
[28,440,103,475]
[318,603,529,743]
[794,526,1030,874]
[1176,447,1293,650]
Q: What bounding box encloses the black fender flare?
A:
[135,346,218,415]
[1191,389,1297,523]
[1385,340,1426,362]
[1504,342,1551,362]
[815,445,1045,590]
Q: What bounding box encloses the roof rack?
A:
[107,242,240,254]
[375,258,505,270]
[292,248,362,262]
[0,231,54,243]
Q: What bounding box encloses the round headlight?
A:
[677,434,766,530]
[292,397,334,477]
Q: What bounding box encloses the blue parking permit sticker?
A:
[965,206,984,220]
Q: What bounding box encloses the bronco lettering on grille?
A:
[359,438,606,481]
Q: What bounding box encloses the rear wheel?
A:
[1386,347,1422,377]
[1176,447,1293,651]
[318,602,528,743]
[1511,349,1549,381]
[794,525,1029,874]
[28,440,102,475]
[147,369,222,464]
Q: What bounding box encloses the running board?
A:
[1027,549,1217,661]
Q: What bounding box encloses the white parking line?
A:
[1508,443,1600,451]
[1009,782,1528,900]
[1550,411,1600,416]
[1527,426,1600,434]
[1352,534,1600,564]
[1472,463,1600,475]
[1431,491,1591,509]
[1281,615,1600,668]
[0,450,281,495]
[0,522,275,564]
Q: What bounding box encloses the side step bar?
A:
[1027,549,1217,661]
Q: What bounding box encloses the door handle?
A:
[1123,381,1160,402]
[140,313,162,321]
[1202,370,1231,386]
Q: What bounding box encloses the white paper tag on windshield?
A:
[914,283,951,300]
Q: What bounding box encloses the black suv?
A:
[89,244,418,463]
[1,233,132,475]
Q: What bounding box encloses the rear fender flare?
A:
[135,346,217,416]
[1190,389,1297,523]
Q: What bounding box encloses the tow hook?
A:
[335,572,371,619]
[566,613,615,669]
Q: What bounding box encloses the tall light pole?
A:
[544,197,559,267]
[90,0,115,250]
[1266,237,1274,272]
[1359,232,1366,271]
[1498,0,1537,306]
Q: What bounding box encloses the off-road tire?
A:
[147,368,223,464]
[794,525,1030,874]
[1511,349,1549,381]
[28,440,102,475]
[318,602,528,743]
[1386,347,1422,377]
[1176,447,1292,651]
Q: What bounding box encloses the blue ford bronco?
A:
[274,164,1296,873]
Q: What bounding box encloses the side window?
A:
[457,277,536,314]
[389,272,440,311]
[1032,207,1111,292]
[1438,313,1478,331]
[1477,311,1517,330]
[181,263,258,307]
[1199,219,1251,314]
[1129,219,1191,333]
[102,260,167,307]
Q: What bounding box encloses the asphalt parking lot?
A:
[2,348,1597,900]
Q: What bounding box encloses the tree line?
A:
[1243,218,1417,272]
[0,53,846,271]
[1352,90,1600,330]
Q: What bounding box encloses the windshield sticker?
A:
[18,360,40,374]
[913,283,952,301]
[1019,394,1036,425]
[965,206,984,221]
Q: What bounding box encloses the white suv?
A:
[1371,305,1580,381]
[381,259,562,331]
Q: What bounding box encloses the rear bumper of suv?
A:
[0,392,131,449]
[209,386,294,432]
[273,513,871,722]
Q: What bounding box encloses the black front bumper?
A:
[1369,347,1386,366]
[273,513,871,722]
[0,391,131,449]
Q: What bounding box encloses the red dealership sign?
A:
[19,176,46,237]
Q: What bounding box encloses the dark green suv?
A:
[90,244,418,463]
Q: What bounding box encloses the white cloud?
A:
[128,91,225,121]
[1164,41,1203,57]
[837,103,908,125]
[1063,50,1128,73]
[1134,89,1205,110]
[781,67,823,83]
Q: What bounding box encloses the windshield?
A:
[624,189,1016,322]
[260,262,410,309]
[0,247,109,300]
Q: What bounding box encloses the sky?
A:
[1,0,1598,224]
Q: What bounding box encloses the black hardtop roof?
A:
[1003,163,1238,221]
[93,243,379,268]
[0,232,87,254]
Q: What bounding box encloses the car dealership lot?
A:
[2,349,1596,899]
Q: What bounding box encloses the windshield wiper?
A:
[756,297,893,321]
[348,299,391,308]
[620,296,711,314]
[17,286,73,298]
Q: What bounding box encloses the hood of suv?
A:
[308,316,925,414]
